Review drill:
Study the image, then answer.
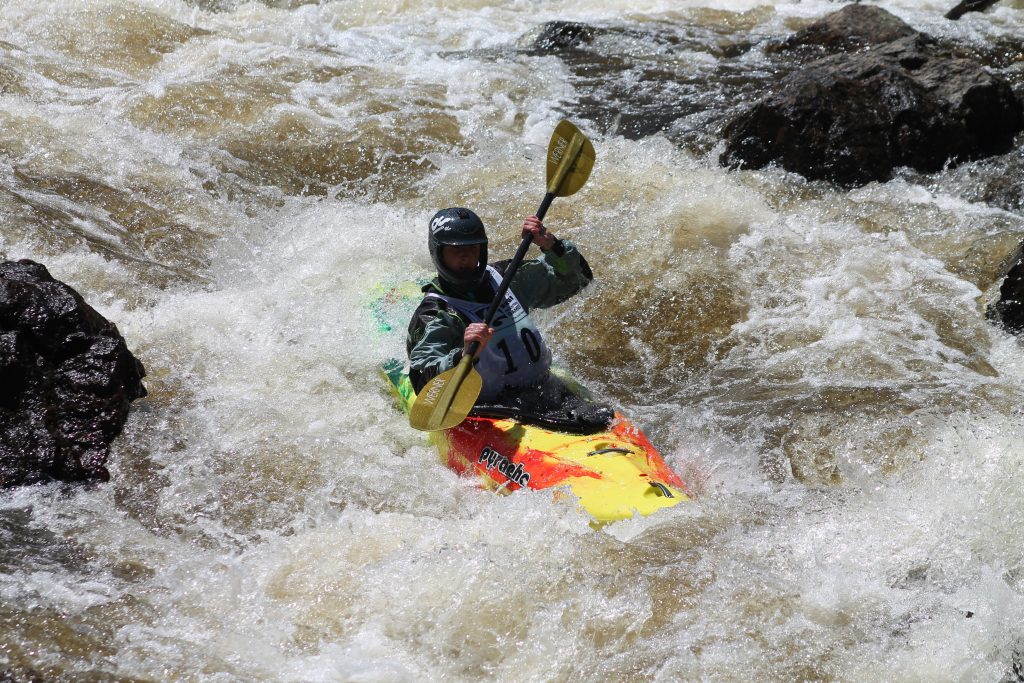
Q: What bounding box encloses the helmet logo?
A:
[430,215,454,233]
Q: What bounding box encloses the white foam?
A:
[3,0,1024,679]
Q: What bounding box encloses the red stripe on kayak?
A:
[440,417,600,491]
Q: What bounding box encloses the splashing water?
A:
[2,0,1024,680]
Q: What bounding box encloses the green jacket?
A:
[406,239,593,393]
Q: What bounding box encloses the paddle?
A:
[408,120,596,432]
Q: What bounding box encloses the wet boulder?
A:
[770,3,918,55]
[721,7,1024,186]
[946,0,1001,20]
[0,260,146,487]
[530,21,598,53]
[989,246,1024,334]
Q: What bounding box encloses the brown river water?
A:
[2,0,1024,680]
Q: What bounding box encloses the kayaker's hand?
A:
[463,323,494,357]
[522,215,556,251]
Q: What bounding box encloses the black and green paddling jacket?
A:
[406,239,593,394]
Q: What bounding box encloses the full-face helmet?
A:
[428,207,488,286]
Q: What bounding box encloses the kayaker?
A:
[406,207,612,431]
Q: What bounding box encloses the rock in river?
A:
[0,260,146,488]
[771,3,919,55]
[989,246,1024,334]
[721,5,1024,186]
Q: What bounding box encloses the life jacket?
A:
[426,266,551,401]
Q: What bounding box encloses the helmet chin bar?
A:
[436,247,488,287]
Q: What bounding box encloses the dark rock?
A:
[989,244,1024,334]
[772,4,918,55]
[532,21,598,52]
[946,0,1001,20]
[0,260,146,488]
[721,14,1024,186]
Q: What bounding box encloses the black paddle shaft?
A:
[464,191,556,358]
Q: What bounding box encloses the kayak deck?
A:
[384,360,688,523]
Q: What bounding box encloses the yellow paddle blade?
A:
[546,120,595,197]
[408,357,483,431]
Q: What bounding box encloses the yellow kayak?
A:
[371,281,690,524]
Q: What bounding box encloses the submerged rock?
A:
[0,260,146,487]
[721,5,1024,186]
[531,21,598,53]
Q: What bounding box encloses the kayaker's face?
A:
[442,244,481,277]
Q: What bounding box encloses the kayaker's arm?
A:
[407,303,467,393]
[510,238,593,310]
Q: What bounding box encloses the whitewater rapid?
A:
[2,0,1024,680]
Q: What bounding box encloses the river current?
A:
[2,0,1024,680]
